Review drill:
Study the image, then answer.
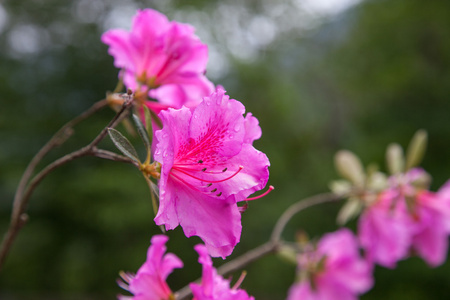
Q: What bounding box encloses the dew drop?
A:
[228,134,234,139]
[234,124,240,132]
[163,150,168,158]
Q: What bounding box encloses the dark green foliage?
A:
[2,0,450,299]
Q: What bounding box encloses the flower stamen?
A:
[246,185,274,201]
[172,165,244,184]
[232,271,247,290]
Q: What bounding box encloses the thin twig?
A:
[270,193,342,244]
[175,192,341,300]
[216,241,278,277]
[0,97,133,270]
[12,99,108,221]
[93,148,136,164]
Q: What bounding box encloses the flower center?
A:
[170,161,244,197]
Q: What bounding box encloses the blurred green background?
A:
[1,0,450,299]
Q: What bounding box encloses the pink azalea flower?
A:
[409,180,450,267]
[287,229,373,300]
[359,168,450,268]
[190,244,255,300]
[102,9,214,112]
[118,235,183,300]
[153,88,270,258]
[358,189,412,268]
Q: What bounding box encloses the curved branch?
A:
[0,98,133,270]
[175,192,342,300]
[12,99,108,219]
[271,193,342,244]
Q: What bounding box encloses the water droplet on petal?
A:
[163,150,168,158]
[234,124,240,132]
[229,134,234,139]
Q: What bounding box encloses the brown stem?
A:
[12,99,108,220]
[270,193,342,244]
[174,193,341,300]
[0,97,134,270]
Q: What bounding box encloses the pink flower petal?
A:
[288,229,373,300]
[119,235,183,300]
[358,190,412,268]
[190,244,255,300]
[154,89,270,257]
[243,113,262,144]
[411,191,450,267]
[102,9,214,110]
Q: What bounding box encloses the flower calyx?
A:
[137,71,160,89]
[140,161,161,180]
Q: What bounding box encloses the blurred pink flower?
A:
[190,244,255,300]
[287,229,373,300]
[359,168,450,268]
[102,9,214,112]
[118,235,183,300]
[358,189,412,268]
[409,180,450,266]
[153,88,270,258]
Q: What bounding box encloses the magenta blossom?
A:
[118,235,183,300]
[190,244,255,300]
[358,168,450,268]
[287,229,373,300]
[358,189,412,268]
[102,9,214,112]
[153,88,270,258]
[409,180,450,266]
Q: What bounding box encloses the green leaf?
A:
[405,130,427,171]
[386,143,404,174]
[132,114,151,152]
[329,180,352,196]
[143,105,153,143]
[337,197,362,225]
[366,171,388,191]
[143,106,152,133]
[149,108,163,129]
[276,244,298,265]
[143,176,165,233]
[107,128,140,164]
[334,150,365,187]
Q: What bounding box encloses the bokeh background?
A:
[2,0,450,299]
